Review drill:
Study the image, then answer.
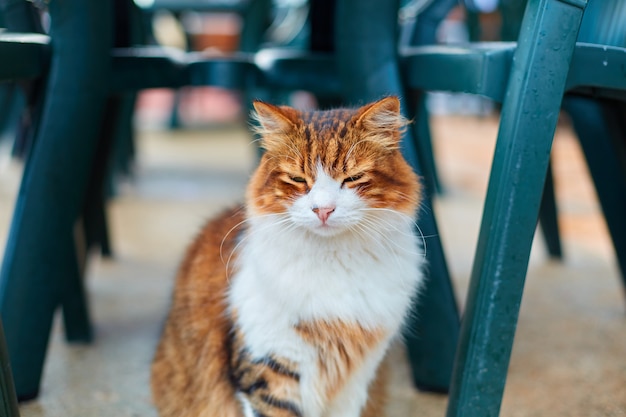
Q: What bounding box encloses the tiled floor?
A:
[1,113,625,416]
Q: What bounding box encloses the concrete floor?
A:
[1,113,625,416]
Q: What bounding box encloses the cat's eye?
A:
[290,176,307,184]
[342,173,364,186]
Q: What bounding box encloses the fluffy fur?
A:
[151,96,424,417]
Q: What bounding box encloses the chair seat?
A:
[0,32,50,81]
[402,41,626,102]
[135,0,252,12]
[254,48,340,95]
[401,42,516,102]
[110,47,255,92]
[110,46,341,96]
[567,42,626,100]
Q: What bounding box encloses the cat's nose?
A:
[312,206,335,223]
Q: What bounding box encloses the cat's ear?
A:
[252,101,299,151]
[353,96,407,148]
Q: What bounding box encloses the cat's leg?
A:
[324,344,389,417]
[230,335,306,417]
[298,356,329,417]
[294,321,390,417]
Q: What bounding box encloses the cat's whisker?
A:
[220,217,251,265]
[357,217,423,259]
[357,207,429,258]
[351,222,407,271]
[223,213,294,278]
[413,222,428,260]
[360,212,415,236]
[357,214,424,256]
[248,136,263,148]
[357,209,417,236]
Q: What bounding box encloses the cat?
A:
[151,96,425,417]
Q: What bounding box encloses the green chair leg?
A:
[538,160,563,259]
[563,96,626,296]
[446,1,586,415]
[0,0,112,400]
[402,196,459,392]
[336,0,459,393]
[60,231,93,344]
[0,85,22,141]
[61,98,125,345]
[499,0,563,261]
[405,91,443,196]
[83,97,124,259]
[0,319,19,417]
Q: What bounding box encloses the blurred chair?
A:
[0,1,51,412]
[561,2,626,295]
[0,0,114,401]
[401,0,626,415]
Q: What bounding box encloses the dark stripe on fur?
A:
[238,378,268,395]
[252,357,300,381]
[260,394,303,417]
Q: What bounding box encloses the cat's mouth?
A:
[306,217,357,238]
[309,225,344,237]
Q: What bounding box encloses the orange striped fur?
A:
[294,321,386,403]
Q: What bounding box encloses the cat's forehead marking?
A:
[301,108,354,133]
[299,108,358,176]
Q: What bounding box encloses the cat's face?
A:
[247,97,421,237]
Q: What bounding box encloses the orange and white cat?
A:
[151,96,424,417]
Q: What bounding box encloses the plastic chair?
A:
[401,0,626,415]
[0,0,113,401]
[0,3,50,414]
[561,1,626,294]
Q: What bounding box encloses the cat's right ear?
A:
[252,101,298,151]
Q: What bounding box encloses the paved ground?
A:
[1,113,624,416]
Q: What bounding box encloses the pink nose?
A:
[312,206,335,223]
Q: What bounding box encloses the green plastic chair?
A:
[0,0,113,401]
[0,4,50,414]
[562,2,626,294]
[401,0,626,415]
[496,0,565,261]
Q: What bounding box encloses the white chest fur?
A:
[228,212,424,361]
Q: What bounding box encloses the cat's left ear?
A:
[252,101,300,151]
[353,96,407,148]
